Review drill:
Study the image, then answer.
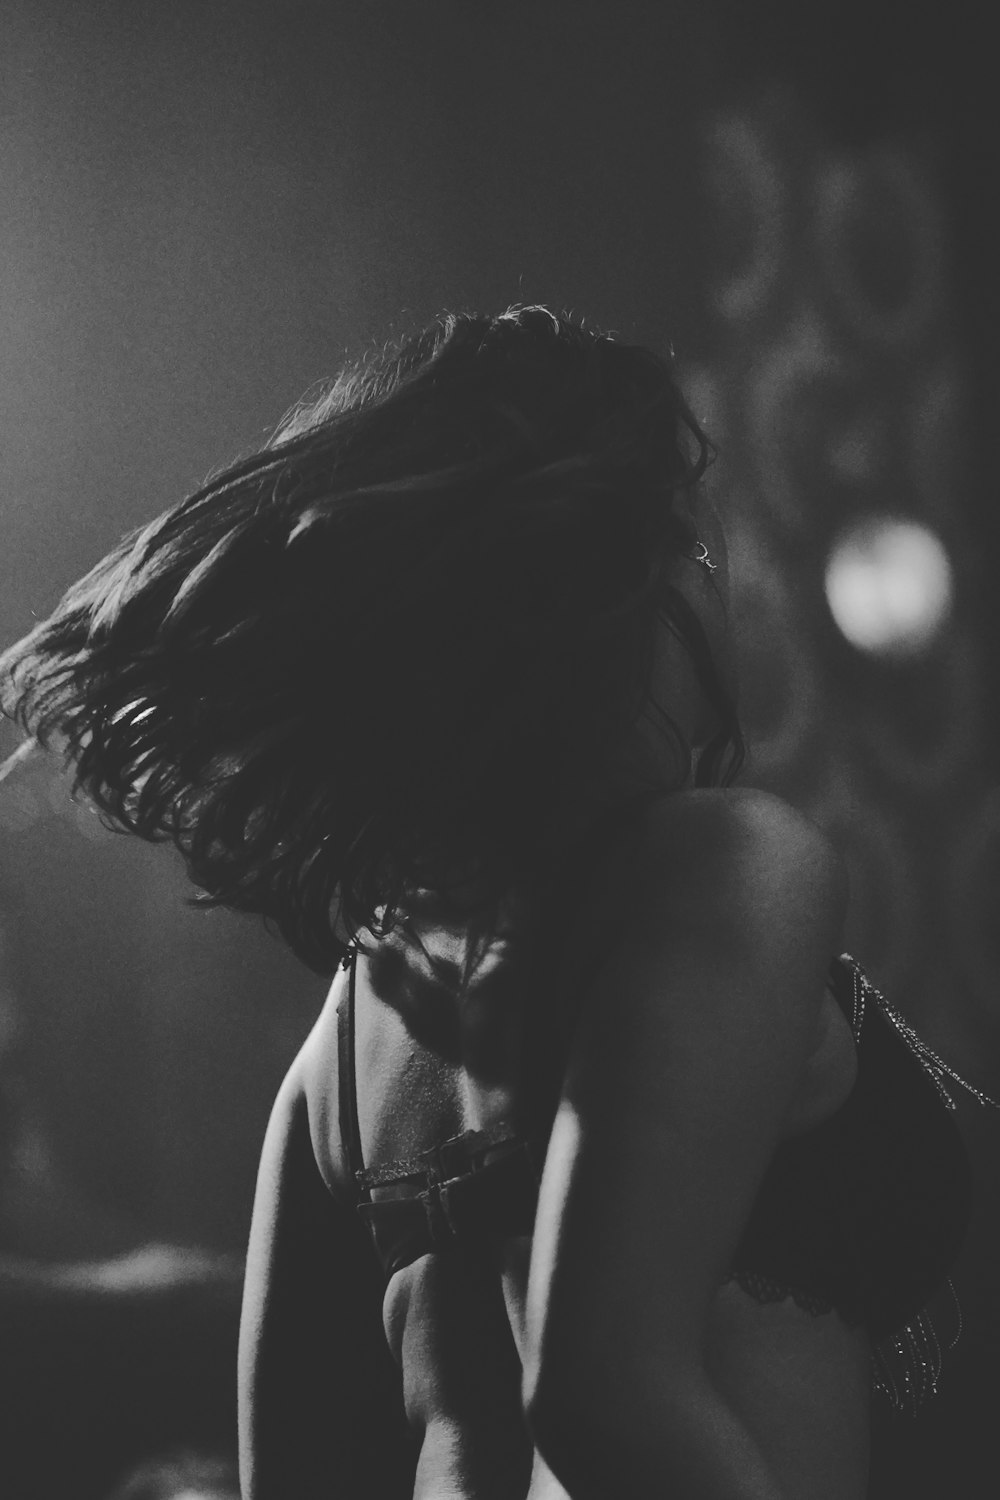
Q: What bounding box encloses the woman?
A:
[0,307,990,1499]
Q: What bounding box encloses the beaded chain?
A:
[841,953,1000,1114]
[840,954,1000,1414]
[870,1279,964,1416]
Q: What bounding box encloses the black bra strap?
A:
[337,951,370,1202]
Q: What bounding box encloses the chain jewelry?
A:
[843,953,1000,1113]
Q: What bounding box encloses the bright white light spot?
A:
[825,516,953,656]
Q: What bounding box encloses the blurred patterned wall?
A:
[687,90,996,1054]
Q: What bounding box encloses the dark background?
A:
[1,3,997,1496]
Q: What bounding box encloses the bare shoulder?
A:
[556,787,851,1226]
[599,787,848,969]
[629,785,845,893]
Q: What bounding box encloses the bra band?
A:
[337,948,541,1267]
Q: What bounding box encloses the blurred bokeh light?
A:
[824,515,954,656]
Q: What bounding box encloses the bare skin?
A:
[269,790,871,1500]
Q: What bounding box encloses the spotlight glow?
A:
[825,516,953,656]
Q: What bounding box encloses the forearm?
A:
[239,1062,415,1499]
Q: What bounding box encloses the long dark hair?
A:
[0,306,742,971]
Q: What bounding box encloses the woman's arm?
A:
[238,1049,415,1500]
[522,788,857,1500]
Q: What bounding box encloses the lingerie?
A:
[336,947,999,1412]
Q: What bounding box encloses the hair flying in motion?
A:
[0,306,742,971]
